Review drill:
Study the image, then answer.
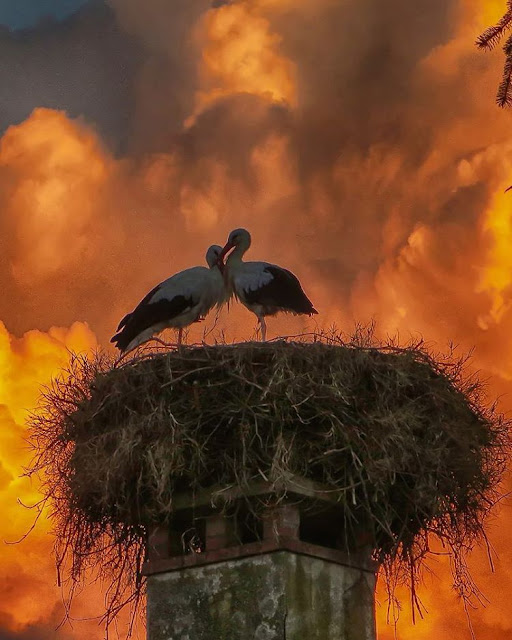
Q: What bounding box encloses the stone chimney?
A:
[144,475,377,640]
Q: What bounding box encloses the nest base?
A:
[144,475,377,576]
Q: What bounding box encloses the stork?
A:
[111,245,225,353]
[219,228,317,341]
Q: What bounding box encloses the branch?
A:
[476,8,512,49]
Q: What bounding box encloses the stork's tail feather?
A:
[115,312,132,332]
[110,332,127,352]
[297,297,317,315]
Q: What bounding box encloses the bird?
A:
[218,228,318,341]
[111,245,226,353]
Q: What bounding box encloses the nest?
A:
[29,330,510,631]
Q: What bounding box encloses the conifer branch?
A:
[477,3,512,107]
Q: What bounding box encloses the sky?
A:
[0,0,88,30]
[1,0,512,639]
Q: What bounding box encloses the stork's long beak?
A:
[217,242,234,278]
[219,241,234,262]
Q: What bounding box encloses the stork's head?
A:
[219,228,251,262]
[205,244,223,270]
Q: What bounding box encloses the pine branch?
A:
[476,9,512,49]
[477,4,512,107]
[497,54,512,106]
[504,29,512,56]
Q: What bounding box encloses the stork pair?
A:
[111,228,317,353]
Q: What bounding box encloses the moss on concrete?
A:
[147,551,376,640]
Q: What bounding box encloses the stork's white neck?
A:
[226,238,250,266]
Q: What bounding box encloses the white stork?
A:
[219,228,318,341]
[111,245,225,353]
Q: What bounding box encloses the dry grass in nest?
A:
[28,329,510,633]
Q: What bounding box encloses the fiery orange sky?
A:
[1,0,512,638]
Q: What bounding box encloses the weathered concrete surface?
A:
[147,551,376,640]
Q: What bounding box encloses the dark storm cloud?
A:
[0,626,62,640]
[259,0,456,168]
[0,605,76,640]
[0,0,88,30]
[0,0,140,152]
[109,0,214,153]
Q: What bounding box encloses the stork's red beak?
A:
[217,242,234,278]
[219,241,234,262]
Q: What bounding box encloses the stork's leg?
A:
[258,316,267,342]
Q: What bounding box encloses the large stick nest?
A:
[29,331,510,630]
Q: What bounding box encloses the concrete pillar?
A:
[144,477,377,640]
[147,551,375,640]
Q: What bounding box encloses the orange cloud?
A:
[0,321,100,635]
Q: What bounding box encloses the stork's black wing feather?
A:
[244,266,317,315]
[115,282,163,332]
[111,293,194,351]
